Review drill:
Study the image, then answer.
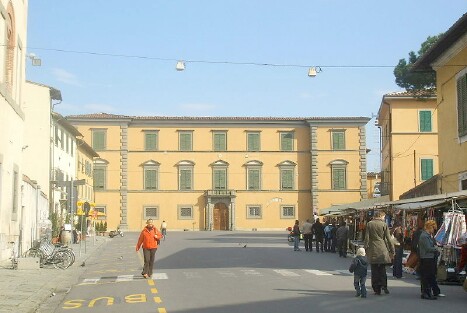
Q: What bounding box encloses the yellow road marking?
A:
[158,308,167,313]
[151,288,158,294]
[154,296,162,303]
[147,279,155,286]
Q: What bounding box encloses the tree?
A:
[394,34,443,92]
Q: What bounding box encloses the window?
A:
[4,3,15,94]
[94,207,106,221]
[144,206,158,219]
[330,160,348,190]
[12,168,18,215]
[331,130,345,150]
[419,111,432,132]
[178,205,193,220]
[213,168,227,190]
[65,133,69,153]
[421,159,434,181]
[179,131,193,151]
[178,161,194,190]
[281,205,295,219]
[213,131,227,151]
[247,168,261,190]
[280,132,294,151]
[70,139,74,156]
[92,129,107,150]
[54,125,59,146]
[247,132,260,151]
[60,129,65,150]
[247,205,262,219]
[457,72,467,138]
[144,131,158,151]
[93,159,108,190]
[281,169,294,190]
[459,172,467,191]
[143,161,159,190]
[278,161,295,190]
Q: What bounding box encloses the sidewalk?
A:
[0,236,109,313]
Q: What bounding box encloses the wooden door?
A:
[213,202,229,230]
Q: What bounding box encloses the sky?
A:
[26,1,467,173]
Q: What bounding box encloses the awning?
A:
[393,199,446,210]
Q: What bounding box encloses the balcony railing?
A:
[204,190,236,197]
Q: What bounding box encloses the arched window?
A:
[177,160,195,190]
[244,160,263,190]
[5,2,15,93]
[141,160,160,190]
[329,159,348,190]
[211,160,229,190]
[278,160,296,190]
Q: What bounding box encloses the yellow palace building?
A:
[66,113,370,231]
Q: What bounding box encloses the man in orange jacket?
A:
[136,219,163,278]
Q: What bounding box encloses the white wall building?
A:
[0,0,29,261]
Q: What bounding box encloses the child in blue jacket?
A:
[349,247,369,298]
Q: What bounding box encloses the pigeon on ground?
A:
[243,244,247,248]
[118,256,123,260]
[80,261,85,267]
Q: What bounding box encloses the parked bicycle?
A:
[25,238,75,269]
[9,241,18,269]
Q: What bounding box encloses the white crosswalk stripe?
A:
[78,268,358,285]
[274,269,301,277]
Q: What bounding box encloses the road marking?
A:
[152,273,168,280]
[273,269,300,277]
[116,275,134,282]
[81,278,100,284]
[158,308,167,313]
[148,279,155,286]
[304,269,333,276]
[151,288,158,294]
[216,271,237,277]
[154,296,162,303]
[183,272,202,279]
[241,269,263,276]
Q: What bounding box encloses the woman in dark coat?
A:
[364,211,394,295]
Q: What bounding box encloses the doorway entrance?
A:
[213,202,229,230]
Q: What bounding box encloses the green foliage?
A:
[103,221,108,232]
[394,34,443,91]
[50,211,59,238]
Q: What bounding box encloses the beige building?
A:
[67,113,370,231]
[366,172,381,198]
[75,139,99,217]
[413,14,467,193]
[377,91,438,200]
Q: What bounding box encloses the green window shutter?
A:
[93,168,105,189]
[332,167,345,189]
[180,133,192,151]
[145,169,157,189]
[213,169,226,189]
[281,133,293,151]
[145,133,157,151]
[281,169,293,189]
[248,133,260,151]
[458,74,467,137]
[214,133,226,151]
[421,159,434,180]
[93,131,106,150]
[419,111,432,132]
[248,169,260,190]
[180,169,192,190]
[332,132,345,150]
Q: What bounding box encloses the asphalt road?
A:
[40,231,466,313]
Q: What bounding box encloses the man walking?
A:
[336,221,349,257]
[302,219,313,252]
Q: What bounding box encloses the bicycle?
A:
[9,241,18,269]
[25,239,75,269]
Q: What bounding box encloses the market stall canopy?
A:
[320,195,390,216]
[393,199,446,210]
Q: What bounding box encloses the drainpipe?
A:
[35,183,41,241]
